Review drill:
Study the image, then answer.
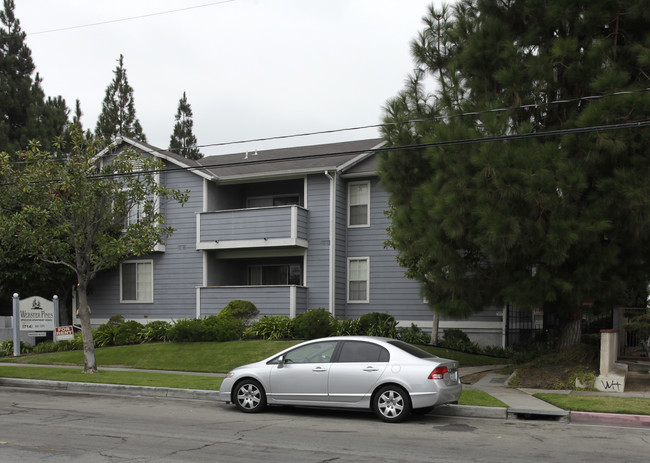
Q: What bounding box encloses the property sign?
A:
[19,296,55,331]
[55,326,74,341]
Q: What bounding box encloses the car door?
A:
[268,340,338,403]
[327,341,389,404]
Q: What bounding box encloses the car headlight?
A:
[225,372,234,379]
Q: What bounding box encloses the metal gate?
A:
[617,308,649,358]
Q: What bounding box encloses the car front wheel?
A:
[373,385,412,423]
[233,379,267,413]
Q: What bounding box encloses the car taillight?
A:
[429,366,448,380]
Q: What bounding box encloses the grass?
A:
[534,393,650,416]
[0,365,223,390]
[459,390,508,408]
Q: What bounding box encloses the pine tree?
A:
[95,54,146,142]
[0,0,68,154]
[169,91,201,159]
[380,0,650,350]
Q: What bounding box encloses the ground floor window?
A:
[121,260,153,302]
[248,263,302,285]
[348,257,369,303]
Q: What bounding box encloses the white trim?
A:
[303,175,308,209]
[203,178,209,212]
[196,213,201,249]
[347,257,370,303]
[120,260,154,303]
[196,238,308,250]
[326,171,337,316]
[337,140,385,173]
[291,206,297,240]
[347,180,370,228]
[196,287,201,319]
[290,286,296,318]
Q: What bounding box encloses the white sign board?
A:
[55,326,74,341]
[19,296,55,331]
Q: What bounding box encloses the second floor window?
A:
[348,181,370,227]
[248,263,302,285]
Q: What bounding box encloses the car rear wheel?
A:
[233,379,267,413]
[373,385,412,423]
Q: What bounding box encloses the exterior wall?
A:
[87,165,203,323]
[305,173,332,310]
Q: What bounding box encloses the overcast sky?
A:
[14,0,439,156]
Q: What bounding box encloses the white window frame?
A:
[348,181,370,228]
[347,257,369,303]
[120,260,154,303]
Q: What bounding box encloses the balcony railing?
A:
[197,285,308,318]
[196,205,308,250]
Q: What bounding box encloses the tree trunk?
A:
[77,281,97,373]
[430,312,440,345]
[557,311,582,352]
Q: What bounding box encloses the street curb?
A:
[0,377,220,401]
[432,403,508,419]
[570,411,650,428]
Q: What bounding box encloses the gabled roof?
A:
[102,136,386,183]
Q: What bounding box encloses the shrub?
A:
[93,323,120,347]
[218,300,259,325]
[168,318,204,342]
[0,340,33,356]
[333,318,362,336]
[139,320,172,343]
[396,323,429,344]
[249,316,294,340]
[357,312,397,337]
[292,308,334,339]
[114,320,143,346]
[201,315,245,342]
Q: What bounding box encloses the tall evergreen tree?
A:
[169,91,201,159]
[0,0,68,154]
[380,0,650,350]
[95,54,146,142]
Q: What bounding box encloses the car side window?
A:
[337,341,389,363]
[283,341,338,364]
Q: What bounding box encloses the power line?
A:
[27,1,236,36]
[189,87,650,153]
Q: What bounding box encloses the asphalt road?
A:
[0,388,647,463]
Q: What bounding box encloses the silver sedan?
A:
[219,336,462,423]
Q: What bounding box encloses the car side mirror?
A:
[277,355,285,369]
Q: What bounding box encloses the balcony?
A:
[196,205,308,250]
[197,285,308,318]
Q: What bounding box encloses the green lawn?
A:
[534,393,650,416]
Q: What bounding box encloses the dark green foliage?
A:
[357,312,397,337]
[95,54,146,142]
[93,319,143,347]
[0,0,69,155]
[248,316,294,340]
[396,323,430,344]
[139,320,172,343]
[333,318,362,336]
[218,300,259,325]
[380,0,650,350]
[442,328,470,345]
[292,308,335,339]
[168,91,201,159]
[167,316,245,343]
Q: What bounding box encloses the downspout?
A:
[325,170,336,317]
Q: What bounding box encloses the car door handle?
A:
[363,367,379,372]
[312,367,328,372]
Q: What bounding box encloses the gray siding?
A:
[88,165,203,321]
[344,178,429,321]
[305,174,331,309]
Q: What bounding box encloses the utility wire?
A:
[27,1,236,36]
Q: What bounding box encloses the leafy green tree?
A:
[169,91,201,160]
[0,0,68,155]
[95,54,146,142]
[380,0,650,350]
[0,128,188,371]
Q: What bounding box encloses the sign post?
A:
[12,293,20,357]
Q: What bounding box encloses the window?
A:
[338,341,389,363]
[281,341,338,364]
[348,181,370,227]
[248,264,302,285]
[348,257,369,303]
[121,261,153,303]
[124,200,144,228]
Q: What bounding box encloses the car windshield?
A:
[387,340,437,359]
